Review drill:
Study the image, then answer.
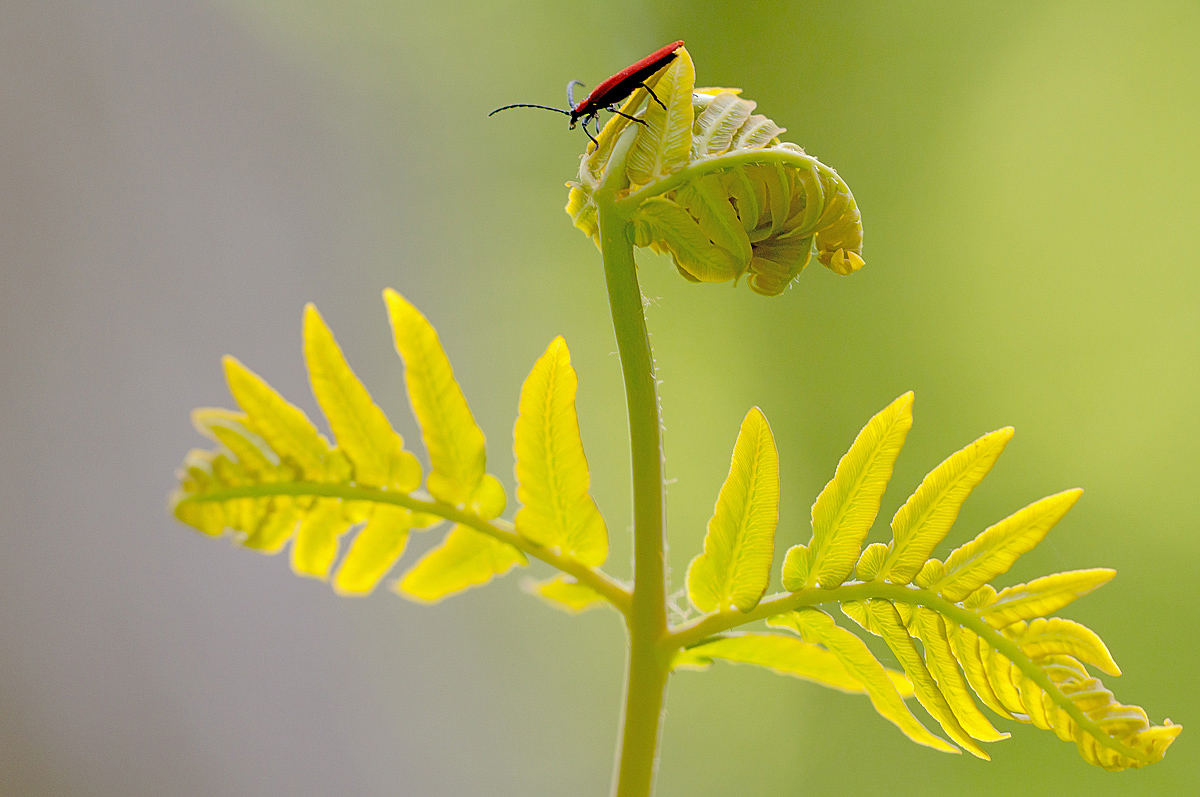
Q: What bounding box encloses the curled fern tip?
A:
[566,45,865,296]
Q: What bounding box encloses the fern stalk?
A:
[597,193,672,797]
[177,480,630,610]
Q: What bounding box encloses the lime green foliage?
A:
[528,575,609,614]
[171,42,1179,797]
[566,46,864,296]
[676,632,915,697]
[677,393,1177,770]
[783,392,913,591]
[173,291,638,607]
[174,312,1180,773]
[513,337,608,567]
[685,408,779,613]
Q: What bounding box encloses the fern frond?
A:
[674,393,1180,770]
[172,293,530,599]
[876,426,1013,584]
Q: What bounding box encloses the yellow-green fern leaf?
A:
[865,600,990,759]
[303,304,421,492]
[334,505,412,595]
[223,356,341,481]
[686,408,779,613]
[945,624,1020,720]
[680,633,914,697]
[631,196,744,283]
[674,173,754,267]
[981,569,1115,628]
[396,525,527,603]
[772,608,956,754]
[934,489,1082,601]
[290,499,347,579]
[189,409,302,551]
[513,337,607,566]
[384,289,505,517]
[876,427,1013,584]
[786,392,913,591]
[975,638,1180,769]
[526,575,608,614]
[913,607,1009,743]
[1010,617,1121,677]
[192,409,275,475]
[692,91,755,157]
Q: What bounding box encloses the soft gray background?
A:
[2,2,1196,795]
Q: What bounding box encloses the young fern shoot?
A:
[172,43,1179,797]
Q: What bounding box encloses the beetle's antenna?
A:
[566,80,586,109]
[488,103,573,117]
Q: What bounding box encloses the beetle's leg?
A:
[641,82,668,111]
[608,107,648,126]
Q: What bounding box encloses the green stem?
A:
[597,199,670,797]
[177,482,630,613]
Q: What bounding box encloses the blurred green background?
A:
[2,1,1195,794]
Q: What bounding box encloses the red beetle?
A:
[490,41,685,142]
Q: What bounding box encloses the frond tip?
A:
[566,46,865,296]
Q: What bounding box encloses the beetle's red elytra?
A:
[489,41,685,142]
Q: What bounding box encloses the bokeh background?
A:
[2,1,1196,794]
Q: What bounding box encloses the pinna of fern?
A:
[673,393,1179,769]
[173,291,1178,772]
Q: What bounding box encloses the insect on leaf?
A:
[626,46,695,185]
[513,337,607,566]
[686,408,779,613]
